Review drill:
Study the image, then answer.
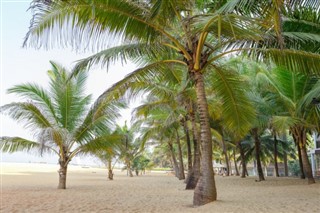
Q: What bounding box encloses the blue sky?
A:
[0,0,135,164]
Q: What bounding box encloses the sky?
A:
[0,0,136,165]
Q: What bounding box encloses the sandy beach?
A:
[1,162,319,213]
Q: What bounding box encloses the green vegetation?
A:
[1,0,319,207]
[0,62,123,189]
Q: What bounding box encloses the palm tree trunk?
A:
[297,129,315,184]
[176,130,185,180]
[252,128,265,181]
[193,71,217,206]
[108,158,113,180]
[300,143,315,184]
[281,133,289,176]
[221,138,230,176]
[186,109,200,189]
[233,148,240,176]
[284,151,288,176]
[293,134,305,179]
[168,141,180,178]
[238,142,247,178]
[297,143,305,179]
[274,134,280,177]
[58,159,68,189]
[126,159,133,177]
[184,118,193,183]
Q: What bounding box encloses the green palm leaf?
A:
[209,65,256,137]
[0,136,53,153]
[263,48,320,75]
[1,102,52,130]
[271,116,301,132]
[7,83,58,123]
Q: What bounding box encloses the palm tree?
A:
[22,0,320,205]
[204,58,257,176]
[132,154,151,176]
[0,61,123,189]
[132,95,187,180]
[94,148,118,180]
[114,122,144,177]
[259,67,320,183]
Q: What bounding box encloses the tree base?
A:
[308,178,315,184]
[193,176,217,206]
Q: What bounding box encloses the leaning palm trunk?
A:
[251,128,265,181]
[293,133,305,179]
[168,141,180,178]
[292,127,315,184]
[193,71,217,206]
[300,143,315,184]
[186,109,201,189]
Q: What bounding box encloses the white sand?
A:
[1,162,319,212]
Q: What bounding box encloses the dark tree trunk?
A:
[233,149,240,176]
[58,159,68,189]
[274,134,280,177]
[252,128,265,181]
[294,135,305,179]
[284,151,288,176]
[281,133,289,177]
[297,144,305,179]
[293,128,315,184]
[108,158,113,180]
[300,143,315,184]
[184,119,192,182]
[193,71,217,206]
[228,153,232,175]
[168,141,180,178]
[176,130,185,180]
[186,108,201,189]
[238,142,247,178]
[221,138,230,176]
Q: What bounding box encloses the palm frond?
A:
[24,0,161,50]
[7,83,58,123]
[271,116,301,132]
[209,65,256,137]
[74,96,124,145]
[1,102,52,130]
[195,13,265,42]
[0,137,41,153]
[263,48,320,76]
[78,134,122,154]
[48,62,92,130]
[72,43,177,75]
[211,128,223,143]
[96,60,187,102]
[150,0,191,22]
